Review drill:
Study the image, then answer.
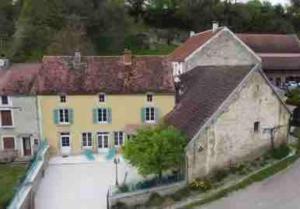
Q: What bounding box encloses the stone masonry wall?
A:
[184,29,259,73]
[186,70,290,182]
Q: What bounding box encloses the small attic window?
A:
[99,93,106,103]
[60,95,66,103]
[147,94,153,102]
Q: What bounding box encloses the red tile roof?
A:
[237,34,300,53]
[260,53,300,70]
[170,29,222,61]
[35,55,175,95]
[0,63,40,95]
[165,65,253,139]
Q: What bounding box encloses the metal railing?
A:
[7,140,49,209]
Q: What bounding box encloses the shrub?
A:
[170,187,191,201]
[212,169,229,182]
[118,184,129,193]
[271,144,290,159]
[112,202,128,209]
[189,178,212,192]
[146,193,164,207]
[229,164,247,175]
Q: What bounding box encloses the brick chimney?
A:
[123,49,132,65]
[212,21,219,33]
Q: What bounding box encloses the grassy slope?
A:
[0,164,28,209]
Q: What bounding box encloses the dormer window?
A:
[99,93,106,103]
[147,94,153,102]
[1,96,9,105]
[60,95,66,103]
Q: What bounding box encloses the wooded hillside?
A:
[1,0,300,62]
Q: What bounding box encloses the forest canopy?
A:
[0,0,300,62]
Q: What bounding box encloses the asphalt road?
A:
[197,159,300,209]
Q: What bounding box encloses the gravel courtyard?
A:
[198,159,300,209]
[35,155,142,209]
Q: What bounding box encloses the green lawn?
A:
[0,164,28,209]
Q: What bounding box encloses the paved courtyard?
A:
[35,155,143,209]
[198,159,300,209]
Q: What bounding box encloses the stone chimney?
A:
[212,21,219,33]
[190,31,196,37]
[0,54,10,70]
[74,51,81,64]
[123,49,132,65]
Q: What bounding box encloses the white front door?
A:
[60,133,71,155]
[97,132,109,153]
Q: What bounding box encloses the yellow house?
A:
[36,52,175,155]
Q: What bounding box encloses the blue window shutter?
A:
[141,107,145,123]
[108,108,112,123]
[155,107,160,123]
[93,108,98,124]
[53,109,59,124]
[69,109,74,124]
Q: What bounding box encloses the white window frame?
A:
[0,109,14,128]
[97,108,108,123]
[82,132,93,149]
[98,93,106,103]
[97,132,109,150]
[1,135,16,150]
[146,93,153,103]
[0,96,11,106]
[58,109,70,124]
[145,107,155,123]
[60,132,71,147]
[60,95,67,103]
[114,131,124,147]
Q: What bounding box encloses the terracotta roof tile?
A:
[260,54,300,71]
[165,65,253,139]
[170,29,222,61]
[237,34,300,53]
[0,63,40,95]
[36,55,175,95]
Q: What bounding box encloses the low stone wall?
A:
[7,144,49,209]
[108,181,186,208]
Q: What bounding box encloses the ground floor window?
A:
[2,136,15,150]
[60,133,70,147]
[114,132,124,146]
[82,132,92,148]
[97,132,109,150]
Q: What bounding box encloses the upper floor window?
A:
[94,108,111,123]
[1,96,10,105]
[145,107,155,123]
[59,109,70,123]
[99,93,106,103]
[60,95,66,103]
[54,109,73,124]
[147,94,153,102]
[0,110,13,127]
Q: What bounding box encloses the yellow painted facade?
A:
[38,94,175,155]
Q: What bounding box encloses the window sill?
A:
[145,121,156,124]
[57,123,71,126]
[0,126,15,129]
[97,122,109,124]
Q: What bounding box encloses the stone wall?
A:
[184,29,259,73]
[186,70,290,182]
[108,181,186,208]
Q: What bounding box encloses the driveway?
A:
[35,155,142,209]
[198,159,300,209]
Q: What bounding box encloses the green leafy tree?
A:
[123,124,187,180]
[286,88,300,106]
